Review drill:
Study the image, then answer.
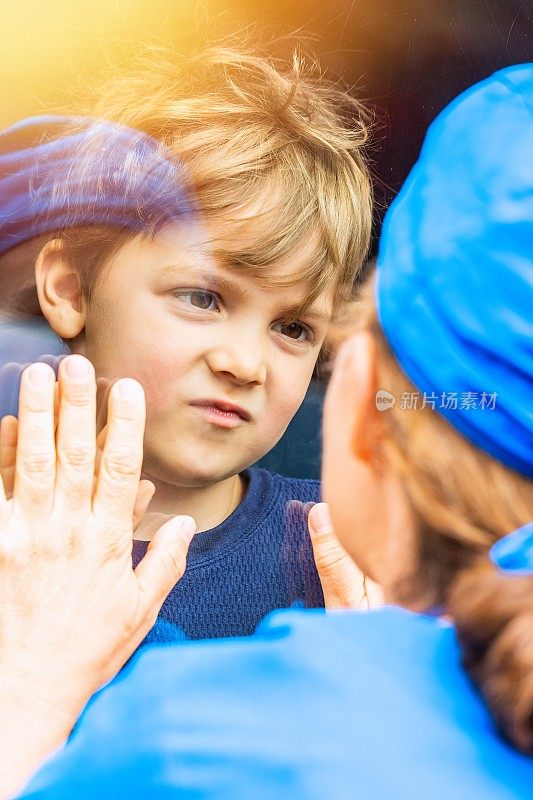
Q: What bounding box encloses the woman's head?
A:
[323,64,533,752]
[324,280,532,602]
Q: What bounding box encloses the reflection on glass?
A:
[0,46,373,640]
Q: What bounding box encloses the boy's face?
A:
[80,221,333,487]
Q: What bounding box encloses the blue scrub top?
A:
[20,607,533,799]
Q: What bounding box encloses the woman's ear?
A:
[35,239,86,339]
[340,330,383,465]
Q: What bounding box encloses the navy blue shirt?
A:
[133,467,324,641]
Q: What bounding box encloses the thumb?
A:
[308,503,355,578]
[308,503,381,610]
[135,515,197,616]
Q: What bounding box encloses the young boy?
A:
[0,44,372,640]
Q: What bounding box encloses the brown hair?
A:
[333,273,533,753]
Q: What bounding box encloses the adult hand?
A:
[0,380,154,530]
[308,502,382,609]
[0,355,196,798]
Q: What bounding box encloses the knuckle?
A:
[62,388,91,408]
[19,450,55,477]
[0,535,38,568]
[22,394,52,413]
[104,448,139,481]
[162,546,187,579]
[7,548,33,571]
[60,443,95,471]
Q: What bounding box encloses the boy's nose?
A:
[205,342,267,386]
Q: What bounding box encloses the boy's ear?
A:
[35,239,86,339]
[341,331,384,465]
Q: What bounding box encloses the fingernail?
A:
[173,515,196,541]
[63,356,90,381]
[138,480,155,500]
[311,503,332,533]
[27,362,54,388]
[116,379,144,401]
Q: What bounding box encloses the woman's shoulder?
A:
[21,608,533,799]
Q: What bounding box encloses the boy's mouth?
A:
[189,398,252,428]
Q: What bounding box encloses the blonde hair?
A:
[0,42,372,332]
[334,273,533,753]
[87,43,373,311]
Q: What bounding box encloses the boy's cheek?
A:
[135,361,183,414]
[262,387,309,442]
[91,346,181,415]
[272,377,309,418]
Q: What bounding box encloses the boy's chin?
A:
[141,452,255,489]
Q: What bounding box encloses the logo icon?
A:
[375,389,395,411]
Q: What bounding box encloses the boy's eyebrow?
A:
[279,304,332,324]
[299,308,332,324]
[160,265,251,299]
[160,264,332,323]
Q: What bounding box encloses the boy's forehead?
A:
[158,260,333,323]
[141,219,335,318]
[193,189,326,273]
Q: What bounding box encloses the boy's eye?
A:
[173,290,219,311]
[274,321,314,343]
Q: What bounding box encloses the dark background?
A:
[256,0,532,254]
[3,0,530,248]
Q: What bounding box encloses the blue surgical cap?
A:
[376,64,533,477]
[0,115,196,255]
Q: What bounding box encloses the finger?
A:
[96,377,114,437]
[308,502,373,610]
[37,355,63,433]
[0,415,18,499]
[96,424,107,452]
[0,417,13,506]
[38,353,62,432]
[135,515,196,618]
[54,382,59,432]
[133,480,155,531]
[362,575,384,608]
[89,424,105,499]
[0,361,25,418]
[93,378,146,525]
[13,362,56,516]
[55,356,97,513]
[308,503,352,575]
[308,502,330,529]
